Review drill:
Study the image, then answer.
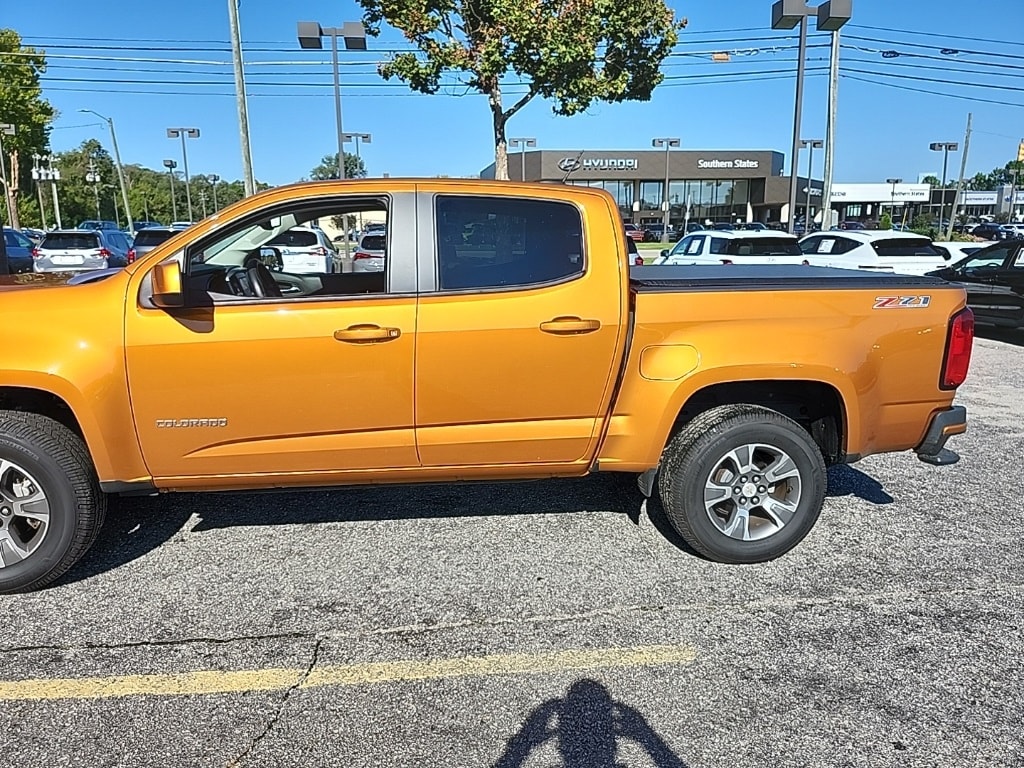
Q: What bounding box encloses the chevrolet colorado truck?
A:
[0,180,973,592]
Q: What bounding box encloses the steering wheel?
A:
[247,262,283,298]
[224,266,254,297]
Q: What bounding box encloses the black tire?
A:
[0,411,105,593]
[657,404,826,564]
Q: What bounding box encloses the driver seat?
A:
[247,263,283,298]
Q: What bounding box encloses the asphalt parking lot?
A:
[0,330,1022,768]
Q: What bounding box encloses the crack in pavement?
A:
[2,582,1022,656]
[225,637,323,768]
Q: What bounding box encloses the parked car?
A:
[352,231,386,272]
[32,229,130,272]
[834,221,866,231]
[928,240,1024,329]
[738,222,768,231]
[0,178,973,591]
[131,221,164,234]
[799,230,952,276]
[3,226,35,273]
[623,224,646,243]
[170,221,195,230]
[265,226,337,274]
[626,236,644,266]
[128,227,179,264]
[77,220,121,231]
[652,230,806,266]
[20,227,45,244]
[644,223,677,242]
[970,223,1012,241]
[932,241,993,262]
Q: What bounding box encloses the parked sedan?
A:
[799,230,951,276]
[3,226,35,273]
[623,224,646,243]
[927,240,1024,329]
[652,230,806,266]
[33,229,130,273]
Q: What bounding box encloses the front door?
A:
[125,192,420,481]
[414,192,625,467]
[951,244,1015,326]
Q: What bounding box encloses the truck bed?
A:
[630,264,952,292]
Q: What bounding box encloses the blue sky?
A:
[7,0,1024,186]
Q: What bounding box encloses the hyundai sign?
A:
[557,157,638,173]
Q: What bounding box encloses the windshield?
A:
[723,238,801,256]
[359,235,386,252]
[268,230,320,248]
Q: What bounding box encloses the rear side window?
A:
[435,196,584,291]
[4,230,31,248]
[41,233,100,250]
[872,238,943,257]
[725,237,801,256]
[133,229,176,247]
[268,230,319,248]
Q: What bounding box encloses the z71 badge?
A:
[873,295,932,309]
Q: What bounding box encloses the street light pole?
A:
[886,177,902,229]
[0,123,15,227]
[341,132,371,233]
[772,0,852,233]
[509,137,537,182]
[86,159,102,219]
[652,137,681,243]
[163,159,179,222]
[32,155,62,229]
[167,128,200,221]
[227,0,256,196]
[80,110,134,232]
[929,142,959,229]
[298,21,368,182]
[801,139,823,229]
[209,173,220,212]
[31,154,48,229]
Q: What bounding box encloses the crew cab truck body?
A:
[0,180,973,592]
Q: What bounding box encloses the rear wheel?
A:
[658,405,826,563]
[0,411,105,593]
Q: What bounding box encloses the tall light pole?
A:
[85,159,102,219]
[341,132,372,236]
[163,159,179,222]
[31,153,48,229]
[821,29,842,230]
[801,138,823,229]
[227,0,255,196]
[298,21,368,181]
[886,177,902,229]
[209,173,220,212]
[79,109,134,232]
[509,137,537,182]
[0,123,15,227]
[929,142,958,226]
[772,0,852,233]
[652,138,680,243]
[167,127,199,221]
[31,155,61,229]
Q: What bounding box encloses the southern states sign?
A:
[830,183,930,204]
[697,158,760,170]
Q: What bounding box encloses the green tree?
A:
[0,28,56,229]
[357,0,685,180]
[880,212,892,231]
[309,152,367,181]
[920,175,941,187]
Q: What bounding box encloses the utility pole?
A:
[163,159,179,221]
[227,0,256,196]
[946,113,973,242]
[0,124,15,227]
[821,30,840,230]
[86,159,102,218]
[31,154,48,229]
[209,174,220,211]
[199,190,208,219]
[652,137,680,242]
[801,139,823,228]
[1009,138,1024,224]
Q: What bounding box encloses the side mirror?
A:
[258,246,283,272]
[151,260,184,308]
[660,249,669,258]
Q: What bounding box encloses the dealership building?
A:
[480,148,1023,228]
[480,149,822,227]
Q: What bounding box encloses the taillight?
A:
[315,246,327,256]
[801,259,810,266]
[633,255,644,266]
[99,248,112,259]
[31,248,40,259]
[353,251,373,260]
[720,259,734,265]
[127,248,136,263]
[941,308,974,390]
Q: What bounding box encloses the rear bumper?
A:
[915,405,967,466]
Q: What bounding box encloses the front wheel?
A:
[657,405,826,563]
[0,411,105,593]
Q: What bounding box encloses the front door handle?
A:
[539,316,601,335]
[333,325,401,343]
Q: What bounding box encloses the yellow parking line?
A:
[0,644,696,702]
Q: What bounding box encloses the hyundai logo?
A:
[558,157,582,172]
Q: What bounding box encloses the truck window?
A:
[435,196,584,291]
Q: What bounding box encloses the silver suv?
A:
[128,227,179,264]
[33,229,130,273]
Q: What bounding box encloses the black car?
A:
[927,240,1024,329]
[2,226,35,273]
[970,223,1011,241]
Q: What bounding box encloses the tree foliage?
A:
[0,28,56,229]
[357,0,685,179]
[309,152,368,181]
[965,160,1024,191]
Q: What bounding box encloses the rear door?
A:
[414,191,625,467]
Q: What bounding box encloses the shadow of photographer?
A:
[493,678,688,768]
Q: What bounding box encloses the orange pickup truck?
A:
[0,180,973,592]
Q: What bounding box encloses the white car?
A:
[799,230,954,276]
[265,226,337,274]
[933,241,995,262]
[652,230,807,266]
[353,232,386,273]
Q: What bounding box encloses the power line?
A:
[844,66,1024,95]
[842,74,1024,110]
[843,34,1024,63]
[847,24,1024,50]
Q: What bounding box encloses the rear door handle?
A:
[333,325,401,343]
[539,316,601,335]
